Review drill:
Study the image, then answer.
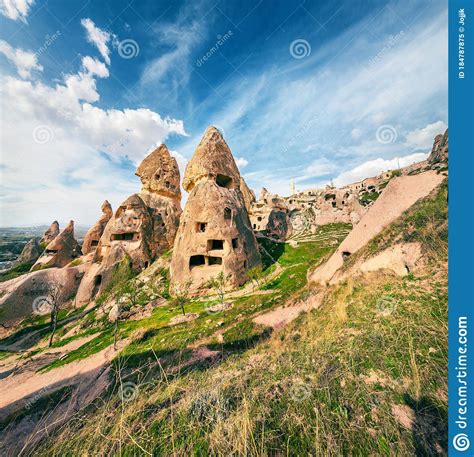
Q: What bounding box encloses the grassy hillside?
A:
[5,184,448,455]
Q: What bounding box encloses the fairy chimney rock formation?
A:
[14,238,42,266]
[135,144,181,200]
[170,126,261,295]
[32,220,80,270]
[240,177,256,212]
[40,221,60,246]
[82,200,113,254]
[79,145,183,305]
[182,126,241,192]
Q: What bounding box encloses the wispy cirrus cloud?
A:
[0,0,34,23]
[80,18,113,65]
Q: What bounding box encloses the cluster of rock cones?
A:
[1,127,261,320]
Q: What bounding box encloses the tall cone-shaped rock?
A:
[182,127,241,192]
[170,126,261,295]
[40,221,59,246]
[77,145,182,306]
[32,220,81,270]
[82,200,113,254]
[240,177,256,212]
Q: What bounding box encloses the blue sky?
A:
[0,0,447,226]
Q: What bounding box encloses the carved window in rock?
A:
[224,207,232,220]
[208,256,222,265]
[232,238,238,249]
[216,174,232,188]
[46,249,58,254]
[208,239,224,250]
[111,233,139,241]
[331,202,337,208]
[257,216,262,221]
[196,222,207,232]
[91,240,99,247]
[190,255,205,268]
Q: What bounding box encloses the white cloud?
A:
[80,18,112,65]
[406,120,447,149]
[82,56,109,78]
[235,157,248,168]
[0,37,187,225]
[0,39,42,78]
[333,152,429,187]
[0,0,34,23]
[302,157,337,178]
[351,128,362,139]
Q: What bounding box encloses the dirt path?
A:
[0,336,125,415]
[252,290,324,329]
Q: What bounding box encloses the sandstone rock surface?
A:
[13,238,42,266]
[428,128,448,165]
[82,201,113,255]
[40,221,59,246]
[77,145,182,305]
[32,221,81,270]
[0,265,85,324]
[182,127,241,193]
[170,126,261,294]
[308,171,445,285]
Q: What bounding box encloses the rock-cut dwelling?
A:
[170,126,261,294]
[82,200,113,255]
[31,220,81,270]
[75,144,182,305]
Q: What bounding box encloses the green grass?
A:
[12,190,449,456]
[0,262,33,282]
